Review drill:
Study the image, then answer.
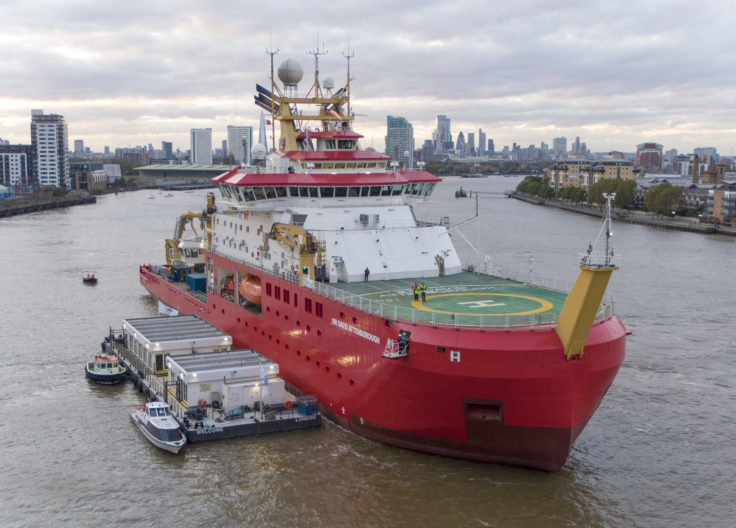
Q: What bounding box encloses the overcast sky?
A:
[1,0,735,155]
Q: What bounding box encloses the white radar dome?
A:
[277,59,304,85]
[251,143,267,160]
[323,77,335,90]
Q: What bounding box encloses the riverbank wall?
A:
[510,192,736,236]
[0,195,96,218]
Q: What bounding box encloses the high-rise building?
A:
[0,144,33,189]
[227,125,253,165]
[553,137,567,159]
[31,109,69,188]
[161,141,173,160]
[74,140,84,156]
[636,143,663,170]
[190,128,213,165]
[478,129,486,155]
[488,139,495,154]
[433,115,452,154]
[694,147,718,166]
[385,115,414,168]
[421,139,434,163]
[455,132,466,158]
[572,137,581,156]
[467,132,475,156]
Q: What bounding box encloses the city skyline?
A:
[2,1,736,155]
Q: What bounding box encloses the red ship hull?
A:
[141,257,625,471]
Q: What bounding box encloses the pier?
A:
[102,315,320,443]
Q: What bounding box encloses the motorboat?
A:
[85,353,126,385]
[130,401,187,454]
[83,274,98,285]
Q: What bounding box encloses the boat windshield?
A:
[157,428,182,442]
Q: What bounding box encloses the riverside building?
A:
[0,144,33,191]
[31,110,69,189]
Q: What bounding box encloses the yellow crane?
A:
[267,223,325,283]
[165,192,216,267]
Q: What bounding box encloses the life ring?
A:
[284,400,293,409]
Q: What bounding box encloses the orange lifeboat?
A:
[239,275,262,305]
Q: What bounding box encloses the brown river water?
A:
[1,177,734,527]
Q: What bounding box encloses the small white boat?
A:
[130,401,187,454]
[148,195,156,200]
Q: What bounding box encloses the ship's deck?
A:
[312,271,573,328]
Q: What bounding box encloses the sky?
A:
[1,0,735,156]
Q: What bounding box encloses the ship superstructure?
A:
[140,48,626,470]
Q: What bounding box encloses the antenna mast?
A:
[306,39,327,97]
[342,40,355,119]
[266,43,279,153]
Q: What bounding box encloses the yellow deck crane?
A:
[267,223,326,284]
[165,192,216,268]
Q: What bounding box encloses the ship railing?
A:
[308,271,614,329]
[199,253,614,329]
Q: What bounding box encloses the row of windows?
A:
[264,282,323,317]
[219,182,435,203]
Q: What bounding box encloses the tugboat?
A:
[138,46,626,471]
[85,353,126,385]
[130,401,187,454]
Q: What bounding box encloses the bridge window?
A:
[253,187,267,200]
[275,187,287,198]
[348,186,360,197]
[369,186,381,196]
[320,186,334,198]
[381,185,392,196]
[360,186,370,197]
[308,187,318,198]
[391,185,403,196]
[335,187,347,197]
[288,186,299,197]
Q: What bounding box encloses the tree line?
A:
[515,176,688,215]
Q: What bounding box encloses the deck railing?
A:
[306,273,614,330]
[145,256,615,330]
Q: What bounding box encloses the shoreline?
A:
[0,195,96,218]
[509,191,736,236]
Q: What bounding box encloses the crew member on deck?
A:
[420,282,427,303]
[364,267,370,281]
[413,283,420,301]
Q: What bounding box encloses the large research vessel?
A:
[140,48,626,471]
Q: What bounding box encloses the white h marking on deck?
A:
[457,300,506,309]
